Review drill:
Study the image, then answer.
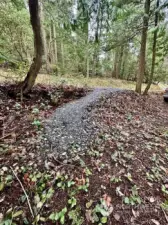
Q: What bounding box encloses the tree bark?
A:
[135,0,151,94]
[86,23,90,78]
[112,49,119,78]
[86,49,90,78]
[113,53,118,78]
[143,0,159,95]
[48,22,53,64]
[61,40,65,75]
[53,23,58,65]
[21,0,44,94]
[40,0,50,73]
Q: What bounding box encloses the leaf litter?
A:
[0,86,168,224]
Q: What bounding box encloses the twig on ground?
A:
[161,207,168,223]
[0,133,11,141]
[10,166,34,219]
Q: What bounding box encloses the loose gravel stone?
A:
[44,88,121,158]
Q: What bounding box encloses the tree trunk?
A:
[135,0,150,94]
[86,23,90,78]
[53,23,58,65]
[21,0,44,94]
[117,46,124,79]
[112,50,119,78]
[48,22,53,64]
[61,40,65,75]
[40,0,50,73]
[86,51,89,78]
[143,0,159,95]
[121,47,127,79]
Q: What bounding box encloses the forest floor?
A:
[1,83,168,225]
[0,68,161,91]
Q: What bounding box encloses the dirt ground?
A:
[0,84,168,225]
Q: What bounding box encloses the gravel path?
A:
[45,88,121,158]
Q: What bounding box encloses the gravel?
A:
[44,88,121,158]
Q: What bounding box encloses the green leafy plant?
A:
[124,185,141,205]
[78,177,90,192]
[68,197,77,208]
[161,185,168,195]
[0,208,23,225]
[146,166,162,182]
[110,176,122,183]
[146,172,155,181]
[32,108,40,115]
[55,172,75,190]
[32,119,41,129]
[127,114,132,121]
[14,103,21,110]
[91,199,112,224]
[0,174,13,192]
[68,207,84,225]
[161,200,168,211]
[49,207,67,224]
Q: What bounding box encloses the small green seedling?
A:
[32,119,41,128]
[110,176,122,183]
[32,108,40,115]
[68,197,77,208]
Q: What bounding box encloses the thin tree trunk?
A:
[86,52,89,78]
[143,0,159,95]
[117,46,124,79]
[53,24,58,64]
[21,0,44,94]
[135,0,151,94]
[112,50,119,78]
[121,47,127,79]
[40,0,50,73]
[61,40,65,75]
[48,22,53,64]
[86,24,90,78]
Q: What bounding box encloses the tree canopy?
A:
[0,0,168,93]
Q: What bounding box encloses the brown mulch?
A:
[1,86,168,225]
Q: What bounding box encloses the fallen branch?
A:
[10,166,34,219]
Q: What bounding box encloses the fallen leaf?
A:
[149,197,155,203]
[151,219,160,225]
[0,196,5,203]
[103,194,112,207]
[113,213,120,221]
[85,210,92,222]
[132,209,139,218]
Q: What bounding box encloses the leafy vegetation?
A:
[0,0,168,93]
[1,86,168,224]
